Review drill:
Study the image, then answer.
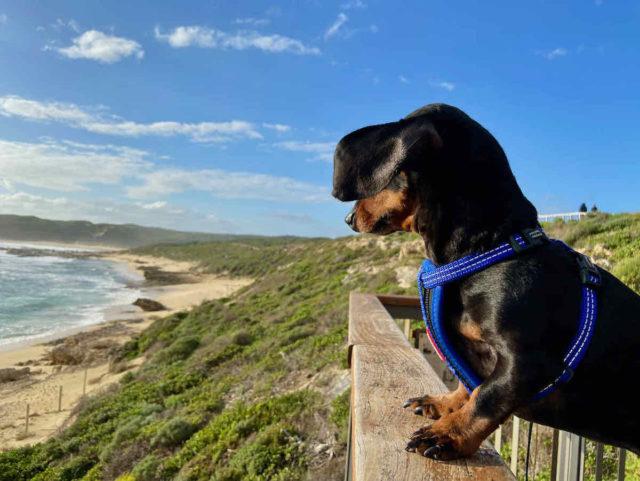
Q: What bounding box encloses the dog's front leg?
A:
[405,357,526,460]
[403,381,470,419]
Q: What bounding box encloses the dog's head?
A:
[332,104,446,235]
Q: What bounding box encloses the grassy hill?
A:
[1,212,640,481]
[0,214,300,248]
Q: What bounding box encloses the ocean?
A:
[0,242,142,348]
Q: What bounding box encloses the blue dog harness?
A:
[417,228,601,400]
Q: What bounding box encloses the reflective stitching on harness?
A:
[417,228,599,400]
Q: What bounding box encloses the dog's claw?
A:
[423,445,443,459]
[414,406,424,415]
[402,401,411,409]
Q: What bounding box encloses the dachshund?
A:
[332,103,640,460]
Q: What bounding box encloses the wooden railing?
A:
[346,292,515,481]
[346,292,629,481]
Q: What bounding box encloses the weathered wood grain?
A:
[349,292,411,348]
[348,292,412,365]
[351,344,515,481]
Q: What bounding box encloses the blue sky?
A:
[0,1,639,237]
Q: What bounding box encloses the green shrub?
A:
[130,455,161,481]
[613,255,640,294]
[229,425,305,479]
[120,372,135,385]
[151,419,196,448]
[153,335,200,364]
[232,331,254,346]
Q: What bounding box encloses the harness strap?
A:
[417,228,600,399]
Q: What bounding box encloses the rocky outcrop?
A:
[0,367,30,383]
[133,298,166,312]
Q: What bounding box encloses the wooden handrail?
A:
[347,292,515,481]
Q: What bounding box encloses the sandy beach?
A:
[0,251,252,451]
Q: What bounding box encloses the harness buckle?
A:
[576,254,601,288]
[509,228,548,253]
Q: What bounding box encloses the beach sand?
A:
[0,252,252,451]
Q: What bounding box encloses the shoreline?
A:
[0,250,252,451]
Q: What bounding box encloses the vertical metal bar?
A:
[511,416,520,475]
[58,385,63,411]
[494,425,502,454]
[579,436,586,481]
[344,410,352,481]
[566,433,582,481]
[618,449,626,481]
[551,429,559,481]
[83,368,88,395]
[595,442,604,481]
[25,403,29,434]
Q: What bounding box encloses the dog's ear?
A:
[332,116,441,201]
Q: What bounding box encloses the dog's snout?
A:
[345,208,357,229]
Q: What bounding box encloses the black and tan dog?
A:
[332,103,640,460]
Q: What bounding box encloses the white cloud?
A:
[398,75,409,84]
[594,0,603,5]
[262,210,317,224]
[0,135,330,204]
[51,18,80,32]
[83,119,263,142]
[341,0,367,9]
[430,80,455,91]
[0,14,7,25]
[0,95,262,143]
[0,95,95,123]
[273,140,336,162]
[0,191,237,232]
[234,17,270,26]
[55,30,144,63]
[155,26,320,55]
[0,139,150,191]
[263,122,291,133]
[535,47,569,60]
[325,13,348,40]
[127,168,329,202]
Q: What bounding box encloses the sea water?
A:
[0,242,142,348]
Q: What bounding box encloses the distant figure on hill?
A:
[579,203,588,213]
[591,204,598,212]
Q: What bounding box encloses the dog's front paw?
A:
[402,391,466,419]
[405,424,458,460]
[405,412,486,460]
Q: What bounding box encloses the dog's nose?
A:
[345,209,356,228]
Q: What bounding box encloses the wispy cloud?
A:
[155,25,320,55]
[263,123,291,132]
[0,191,238,232]
[51,18,80,32]
[0,14,7,25]
[273,140,336,162]
[325,13,349,40]
[594,0,603,6]
[0,95,262,143]
[51,30,144,63]
[262,210,318,224]
[127,168,329,202]
[398,75,409,84]
[234,17,270,26]
[430,80,455,91]
[341,0,367,9]
[0,138,150,192]
[0,135,330,204]
[535,47,569,60]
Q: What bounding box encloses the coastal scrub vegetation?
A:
[2,212,640,480]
